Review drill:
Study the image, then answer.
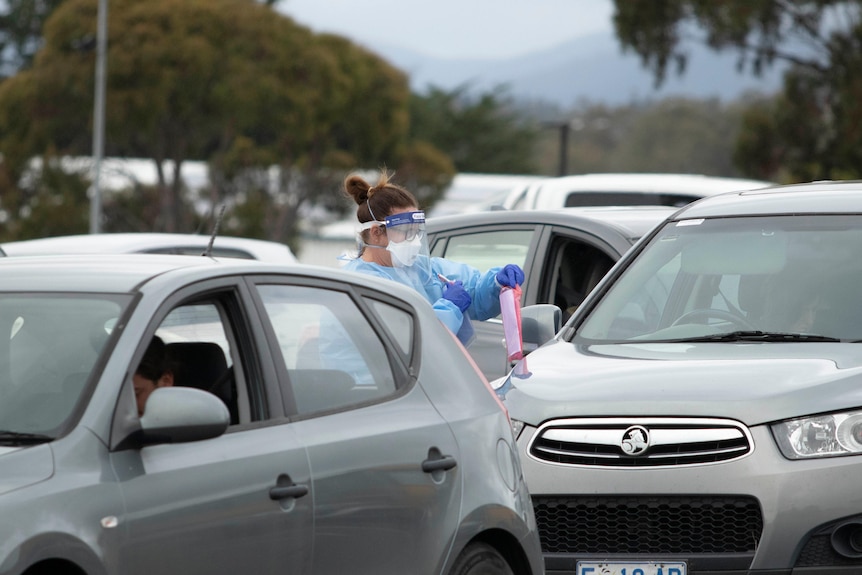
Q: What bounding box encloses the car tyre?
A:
[449,542,514,575]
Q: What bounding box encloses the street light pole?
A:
[89,0,107,234]
[542,120,571,177]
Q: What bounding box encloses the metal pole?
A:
[90,0,107,234]
[557,122,569,176]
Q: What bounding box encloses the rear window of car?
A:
[564,192,700,208]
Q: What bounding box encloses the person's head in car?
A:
[133,335,174,415]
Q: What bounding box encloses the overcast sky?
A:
[276,0,615,60]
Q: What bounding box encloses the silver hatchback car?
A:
[0,254,541,575]
[499,180,862,575]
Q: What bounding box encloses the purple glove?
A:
[442,280,472,313]
[496,264,525,288]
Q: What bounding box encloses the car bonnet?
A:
[499,339,862,427]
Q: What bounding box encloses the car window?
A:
[154,301,247,425]
[544,234,616,321]
[368,299,414,356]
[256,285,398,416]
[564,192,700,207]
[431,230,532,272]
[576,215,862,342]
[0,294,128,435]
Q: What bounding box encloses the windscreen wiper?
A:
[0,430,54,445]
[666,331,841,343]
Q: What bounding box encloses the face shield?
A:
[385,210,434,287]
[383,210,428,266]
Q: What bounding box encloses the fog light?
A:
[831,521,862,558]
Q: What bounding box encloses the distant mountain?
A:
[367,32,785,107]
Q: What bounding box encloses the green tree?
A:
[207,33,459,252]
[612,0,862,181]
[410,84,539,174]
[0,0,65,77]
[0,0,282,78]
[0,0,404,241]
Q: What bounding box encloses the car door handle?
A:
[269,484,309,500]
[422,454,457,473]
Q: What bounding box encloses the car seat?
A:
[166,341,237,424]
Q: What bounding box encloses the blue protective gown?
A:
[342,255,502,335]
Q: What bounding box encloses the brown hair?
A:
[343,169,417,225]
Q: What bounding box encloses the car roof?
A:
[503,173,774,210]
[530,173,773,195]
[427,206,677,241]
[0,233,296,262]
[0,253,405,298]
[673,180,862,219]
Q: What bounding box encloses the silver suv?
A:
[501,180,862,574]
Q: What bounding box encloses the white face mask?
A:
[387,236,422,267]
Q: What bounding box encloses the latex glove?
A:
[496,264,525,288]
[442,280,472,313]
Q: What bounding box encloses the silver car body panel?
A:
[0,254,542,575]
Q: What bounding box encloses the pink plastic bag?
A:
[500,285,523,362]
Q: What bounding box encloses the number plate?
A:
[576,561,686,575]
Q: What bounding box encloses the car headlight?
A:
[772,410,862,459]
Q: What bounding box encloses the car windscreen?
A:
[0,293,130,437]
[574,215,862,343]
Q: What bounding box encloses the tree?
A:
[0,0,430,242]
[0,0,283,78]
[409,84,539,174]
[611,0,862,181]
[0,0,65,77]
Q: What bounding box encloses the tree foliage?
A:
[612,0,862,181]
[0,0,450,246]
[0,0,65,77]
[409,84,539,174]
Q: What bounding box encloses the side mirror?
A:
[521,304,562,353]
[139,387,229,445]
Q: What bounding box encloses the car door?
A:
[429,225,538,380]
[114,281,313,575]
[430,222,625,380]
[251,278,463,574]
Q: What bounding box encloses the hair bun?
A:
[344,174,372,205]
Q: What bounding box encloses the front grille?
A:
[529,417,752,467]
[534,495,763,554]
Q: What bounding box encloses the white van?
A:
[501,172,773,210]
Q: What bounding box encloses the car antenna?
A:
[204,203,226,258]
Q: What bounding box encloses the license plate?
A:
[576,561,686,575]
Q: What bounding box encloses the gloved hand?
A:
[496,264,525,288]
[442,280,472,313]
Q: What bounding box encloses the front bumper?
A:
[519,424,862,574]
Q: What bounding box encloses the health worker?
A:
[340,169,524,346]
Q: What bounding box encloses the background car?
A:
[0,232,297,262]
[499,172,772,210]
[498,180,862,574]
[427,206,675,380]
[0,254,542,575]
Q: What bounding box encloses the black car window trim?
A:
[243,274,416,421]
